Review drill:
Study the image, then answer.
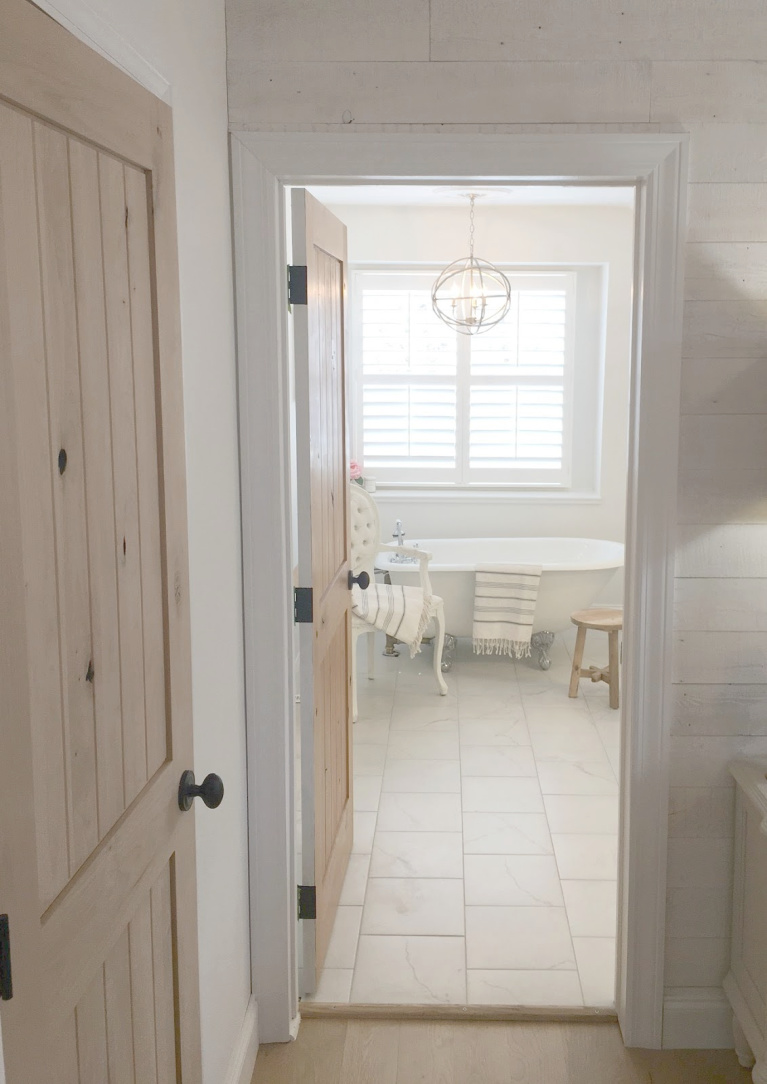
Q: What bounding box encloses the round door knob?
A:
[178,770,224,812]
[348,570,370,590]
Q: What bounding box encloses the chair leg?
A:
[367,630,376,681]
[352,631,359,722]
[433,601,448,696]
[608,628,620,710]
[569,626,586,698]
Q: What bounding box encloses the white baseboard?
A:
[224,996,259,1084]
[662,988,733,1049]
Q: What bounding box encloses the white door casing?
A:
[232,131,687,1046]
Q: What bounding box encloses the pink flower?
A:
[349,460,362,480]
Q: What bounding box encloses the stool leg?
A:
[569,626,586,698]
[608,628,620,710]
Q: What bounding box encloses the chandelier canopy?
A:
[431,194,512,336]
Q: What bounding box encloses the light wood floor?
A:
[252,1019,750,1083]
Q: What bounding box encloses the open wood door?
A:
[0,3,205,1080]
[292,190,353,994]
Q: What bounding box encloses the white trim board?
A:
[223,996,259,1084]
[231,131,688,1048]
[662,990,734,1050]
[30,0,170,101]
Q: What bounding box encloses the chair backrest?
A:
[349,482,381,581]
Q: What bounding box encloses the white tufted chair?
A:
[349,483,447,721]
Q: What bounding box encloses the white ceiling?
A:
[306,184,635,208]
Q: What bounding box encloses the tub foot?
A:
[441,634,457,672]
[383,634,400,658]
[531,631,555,671]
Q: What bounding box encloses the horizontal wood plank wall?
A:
[226,0,767,1044]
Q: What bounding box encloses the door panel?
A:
[293,190,353,990]
[0,3,202,1080]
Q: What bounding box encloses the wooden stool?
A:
[568,608,623,710]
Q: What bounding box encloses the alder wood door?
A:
[0,3,202,1080]
[292,190,353,993]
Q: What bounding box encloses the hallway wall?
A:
[226,0,767,1046]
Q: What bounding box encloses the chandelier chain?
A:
[469,194,475,257]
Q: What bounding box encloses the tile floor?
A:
[307,629,621,1007]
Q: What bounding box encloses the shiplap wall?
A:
[226,0,767,1038]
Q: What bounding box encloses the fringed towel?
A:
[473,564,542,658]
[351,582,432,658]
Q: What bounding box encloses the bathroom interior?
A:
[294,182,635,1008]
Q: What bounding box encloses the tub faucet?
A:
[392,519,405,547]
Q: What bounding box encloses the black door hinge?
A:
[294,587,313,623]
[287,264,308,307]
[297,885,317,920]
[0,915,12,1001]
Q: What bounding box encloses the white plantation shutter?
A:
[353,270,575,486]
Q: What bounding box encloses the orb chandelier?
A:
[431,193,511,335]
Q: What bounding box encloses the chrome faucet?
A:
[392,519,405,547]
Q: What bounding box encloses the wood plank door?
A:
[292,190,353,994]
[0,3,204,1080]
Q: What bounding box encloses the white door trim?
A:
[231,130,688,1048]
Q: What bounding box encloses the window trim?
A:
[350,264,589,492]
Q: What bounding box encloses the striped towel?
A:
[473,564,543,658]
[351,582,432,658]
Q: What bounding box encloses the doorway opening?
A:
[290,182,635,1009]
[232,131,685,1046]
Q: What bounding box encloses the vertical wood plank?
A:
[125,163,168,779]
[75,967,110,1084]
[151,863,179,1084]
[34,120,98,887]
[47,1014,80,1084]
[0,103,70,909]
[100,151,148,807]
[69,137,126,838]
[104,927,136,1084]
[129,895,159,1084]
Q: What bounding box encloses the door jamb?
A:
[231,131,688,1047]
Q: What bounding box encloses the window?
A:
[351,269,577,488]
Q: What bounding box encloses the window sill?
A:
[369,487,602,505]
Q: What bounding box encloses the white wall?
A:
[328,202,633,571]
[29,3,253,1082]
[227,0,767,1047]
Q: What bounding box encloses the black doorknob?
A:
[348,570,370,590]
[178,770,225,812]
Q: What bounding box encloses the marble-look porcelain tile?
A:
[543,795,620,835]
[304,968,353,1003]
[464,855,564,907]
[462,777,544,813]
[387,731,460,761]
[467,969,583,1007]
[463,812,553,855]
[354,743,388,775]
[390,697,458,729]
[466,907,576,970]
[389,714,458,734]
[370,831,464,878]
[528,723,607,763]
[562,879,617,938]
[459,744,537,778]
[351,935,466,1004]
[323,906,362,969]
[352,718,391,745]
[573,937,616,1007]
[460,694,526,722]
[524,704,593,728]
[354,775,383,812]
[353,812,378,853]
[362,877,464,935]
[377,792,463,832]
[339,853,372,906]
[459,718,531,747]
[383,758,461,793]
[536,759,618,796]
[551,834,619,880]
[519,682,578,706]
